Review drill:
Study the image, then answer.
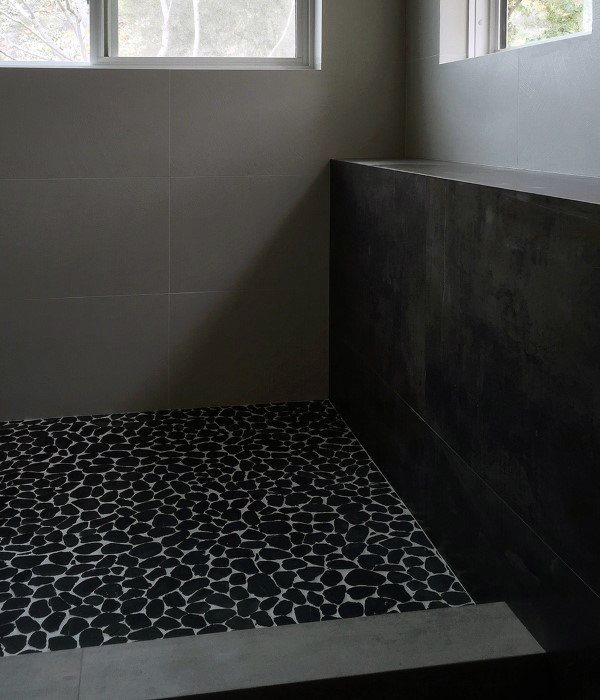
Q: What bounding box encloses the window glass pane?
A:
[117,0,296,58]
[0,0,89,62]
[507,0,593,48]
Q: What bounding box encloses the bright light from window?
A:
[0,0,89,63]
[506,0,593,48]
[0,0,308,66]
[440,0,594,64]
[116,0,297,59]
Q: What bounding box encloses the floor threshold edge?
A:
[0,602,543,700]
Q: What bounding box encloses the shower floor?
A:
[0,401,472,656]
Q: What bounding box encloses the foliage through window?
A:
[0,0,90,62]
[440,0,594,64]
[0,0,315,66]
[505,0,593,49]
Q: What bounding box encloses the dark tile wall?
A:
[330,160,600,651]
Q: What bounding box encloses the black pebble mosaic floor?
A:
[0,401,472,656]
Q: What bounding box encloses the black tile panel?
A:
[331,160,600,650]
[331,162,444,413]
[331,337,600,651]
[437,183,600,587]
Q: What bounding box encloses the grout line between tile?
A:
[402,0,408,158]
[7,292,169,302]
[1,288,295,303]
[76,649,83,700]
[0,176,170,182]
[168,69,172,180]
[516,52,521,169]
[0,175,307,182]
[167,293,171,410]
[168,70,172,409]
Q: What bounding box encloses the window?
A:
[0,0,319,68]
[440,0,593,64]
[501,0,593,49]
[0,1,91,63]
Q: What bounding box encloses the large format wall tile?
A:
[330,163,446,415]
[405,0,600,178]
[170,70,401,179]
[170,174,329,293]
[330,160,600,650]
[0,0,404,418]
[405,53,519,168]
[518,35,600,177]
[170,71,328,177]
[405,0,441,61]
[331,336,600,652]
[169,288,328,408]
[0,295,168,420]
[0,178,169,299]
[438,183,600,589]
[170,1,404,177]
[0,69,169,178]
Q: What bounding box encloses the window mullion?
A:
[296,0,315,67]
[107,0,119,58]
[89,0,104,65]
[295,0,303,61]
[497,0,508,50]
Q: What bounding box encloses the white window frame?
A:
[468,0,503,58]
[2,0,321,70]
[468,0,593,59]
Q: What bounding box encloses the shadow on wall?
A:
[167,167,331,410]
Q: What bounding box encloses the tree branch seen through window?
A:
[0,0,299,63]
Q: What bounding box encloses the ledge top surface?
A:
[339,159,600,207]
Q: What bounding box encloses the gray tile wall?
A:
[405,0,600,177]
[0,0,405,420]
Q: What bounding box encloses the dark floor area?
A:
[0,401,471,655]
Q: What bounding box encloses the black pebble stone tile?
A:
[0,401,472,655]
